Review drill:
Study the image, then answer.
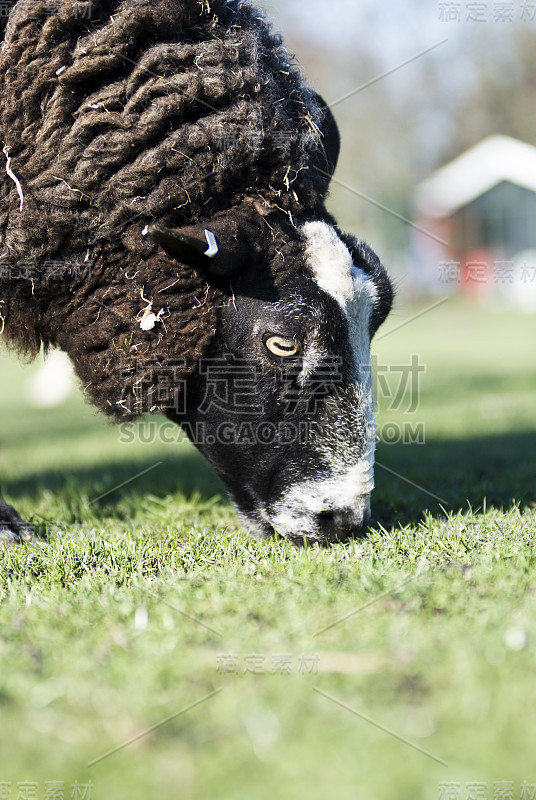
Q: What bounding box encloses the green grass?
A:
[1,298,535,800]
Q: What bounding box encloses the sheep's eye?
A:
[263,333,301,358]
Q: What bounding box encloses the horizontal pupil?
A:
[276,342,295,351]
[264,335,299,356]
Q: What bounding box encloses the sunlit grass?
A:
[1,298,535,800]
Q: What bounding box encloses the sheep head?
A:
[148,207,393,545]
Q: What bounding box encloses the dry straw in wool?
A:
[0,0,333,415]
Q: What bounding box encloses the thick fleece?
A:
[0,0,333,415]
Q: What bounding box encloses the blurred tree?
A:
[259,0,536,272]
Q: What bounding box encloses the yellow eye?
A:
[263,334,301,358]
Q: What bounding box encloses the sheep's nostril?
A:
[317,509,365,538]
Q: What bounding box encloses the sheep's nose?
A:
[317,507,369,541]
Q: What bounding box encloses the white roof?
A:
[415,135,536,218]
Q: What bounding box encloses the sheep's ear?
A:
[313,92,340,176]
[148,225,236,277]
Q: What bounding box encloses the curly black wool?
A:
[0,0,333,416]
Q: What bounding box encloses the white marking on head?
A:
[302,221,355,305]
[302,221,378,379]
[264,221,378,540]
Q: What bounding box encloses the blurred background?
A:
[263,0,536,309]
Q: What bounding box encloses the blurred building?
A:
[413,135,536,310]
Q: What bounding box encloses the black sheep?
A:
[0,0,393,546]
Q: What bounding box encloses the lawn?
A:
[0,297,535,800]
